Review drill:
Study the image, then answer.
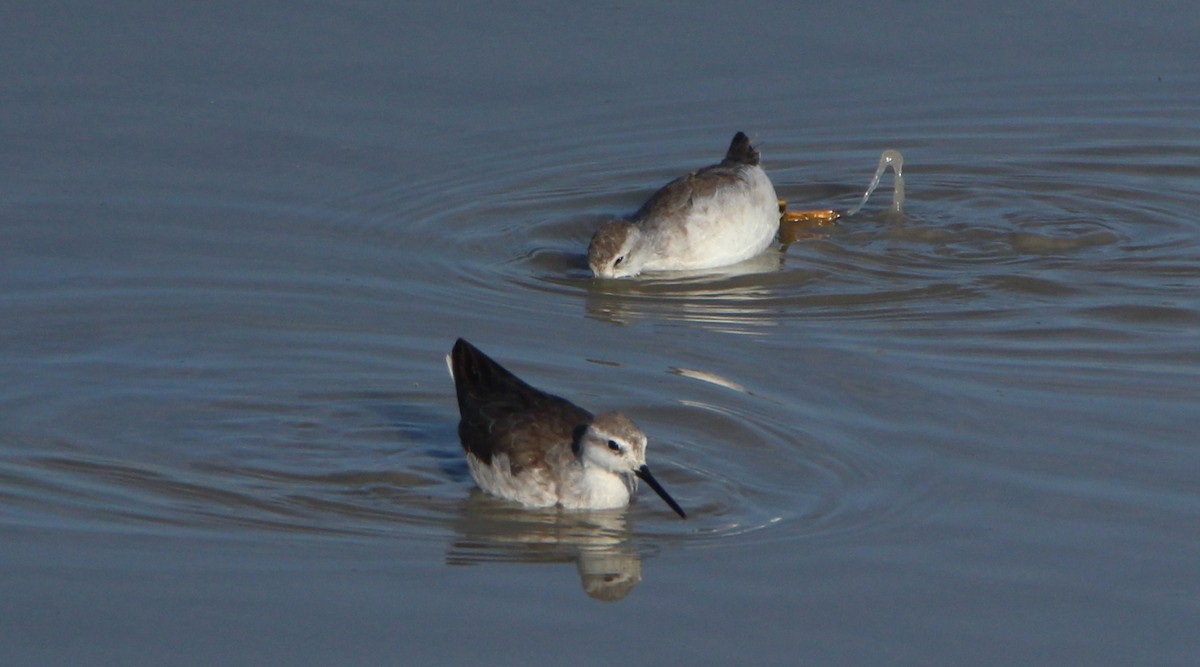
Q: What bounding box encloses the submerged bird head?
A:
[588,220,650,278]
[578,412,687,518]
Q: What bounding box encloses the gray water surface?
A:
[3,2,1199,665]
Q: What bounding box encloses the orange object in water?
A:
[778,199,840,226]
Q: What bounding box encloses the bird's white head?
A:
[578,412,647,473]
[588,220,650,278]
[578,412,687,519]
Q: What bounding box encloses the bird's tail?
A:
[721,131,760,166]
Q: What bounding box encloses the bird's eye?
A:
[613,256,624,267]
[607,439,621,452]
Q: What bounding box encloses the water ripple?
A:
[4,84,1198,568]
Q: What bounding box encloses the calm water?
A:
[3,2,1199,665]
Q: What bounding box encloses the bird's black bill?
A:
[636,465,687,519]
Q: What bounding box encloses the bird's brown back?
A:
[450,339,591,475]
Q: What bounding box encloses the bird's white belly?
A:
[643,166,778,271]
[468,453,558,507]
[468,453,634,510]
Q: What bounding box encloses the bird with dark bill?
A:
[447,338,686,518]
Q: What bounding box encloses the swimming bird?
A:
[447,338,686,518]
[587,131,780,278]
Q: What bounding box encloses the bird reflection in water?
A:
[446,492,646,602]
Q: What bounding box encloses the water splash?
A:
[844,149,905,216]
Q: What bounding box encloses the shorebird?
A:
[447,338,686,518]
[587,131,781,278]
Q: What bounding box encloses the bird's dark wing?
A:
[450,339,591,473]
